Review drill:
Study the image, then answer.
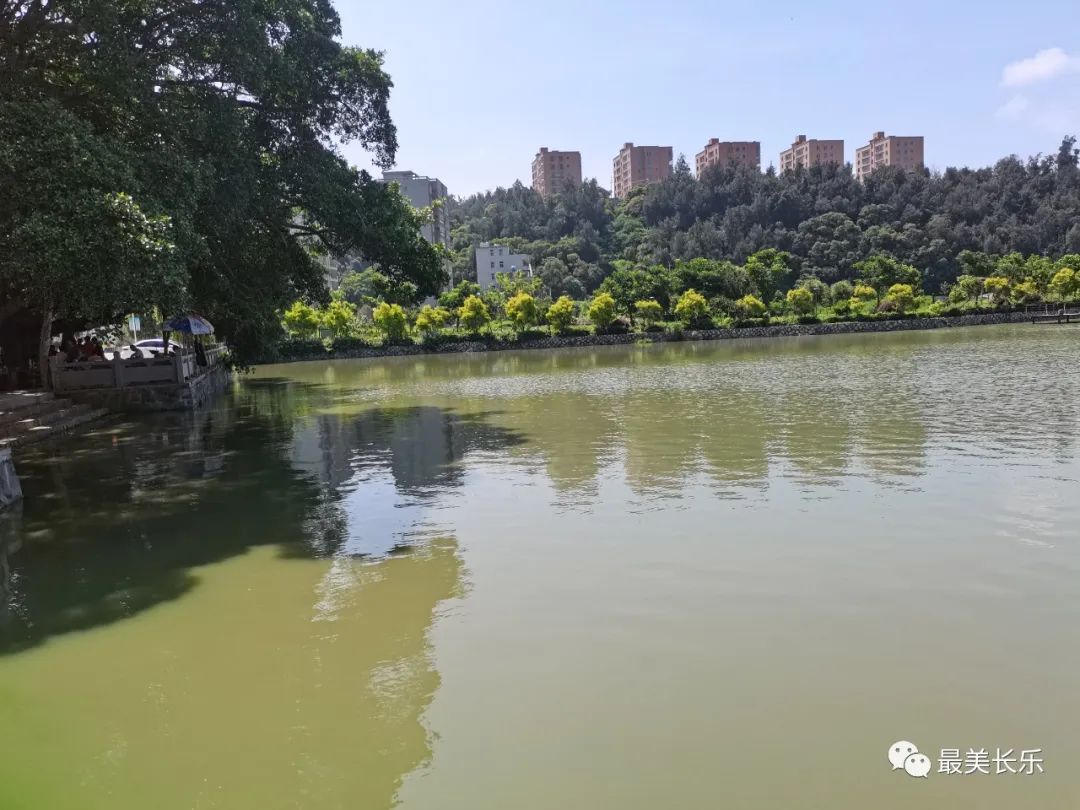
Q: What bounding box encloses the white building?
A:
[475,243,530,290]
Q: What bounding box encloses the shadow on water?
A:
[0,379,523,656]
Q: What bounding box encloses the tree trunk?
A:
[37,301,54,391]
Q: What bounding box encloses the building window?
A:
[499,261,504,268]
[490,261,495,268]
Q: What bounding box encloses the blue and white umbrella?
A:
[162,314,215,335]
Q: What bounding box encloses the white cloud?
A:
[1001,47,1080,87]
[996,95,1029,119]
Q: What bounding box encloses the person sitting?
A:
[128,344,145,359]
[63,339,80,362]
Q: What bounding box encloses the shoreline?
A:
[263,310,1043,365]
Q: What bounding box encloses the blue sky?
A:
[337,0,1080,198]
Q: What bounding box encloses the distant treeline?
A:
[446,138,1080,298]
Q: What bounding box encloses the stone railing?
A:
[51,344,223,392]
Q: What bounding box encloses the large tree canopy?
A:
[0,0,445,365]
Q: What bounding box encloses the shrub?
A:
[708,295,736,318]
[734,317,769,328]
[329,336,372,353]
[587,292,618,331]
[982,276,1010,305]
[829,280,854,305]
[505,291,540,333]
[1012,279,1040,304]
[850,283,878,307]
[634,299,664,327]
[605,317,631,334]
[915,301,946,318]
[420,331,471,347]
[885,283,916,313]
[948,275,983,304]
[734,294,767,319]
[372,302,409,342]
[831,299,852,317]
[438,280,481,313]
[319,297,358,338]
[546,295,576,334]
[277,338,325,359]
[458,295,491,333]
[786,286,815,316]
[673,289,710,327]
[1049,267,1079,301]
[415,305,451,336]
[282,300,321,339]
[516,327,549,342]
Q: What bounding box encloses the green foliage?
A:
[796,275,830,304]
[735,294,767,319]
[277,338,328,360]
[283,301,322,339]
[458,295,491,333]
[949,275,984,304]
[495,272,543,297]
[1012,279,1040,304]
[744,249,792,301]
[505,292,541,333]
[372,302,409,342]
[786,286,816,316]
[339,268,418,307]
[601,264,676,312]
[854,255,921,294]
[829,280,854,304]
[673,289,710,326]
[318,297,358,337]
[634,299,664,326]
[982,276,1011,305]
[1,1,446,362]
[447,139,1080,316]
[415,305,451,336]
[1049,267,1079,300]
[587,292,618,331]
[885,283,916,314]
[438,280,482,312]
[850,283,878,307]
[957,250,997,277]
[546,295,577,334]
[674,258,754,302]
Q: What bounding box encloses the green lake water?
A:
[1,324,1079,809]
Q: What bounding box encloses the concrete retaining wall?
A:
[270,311,1034,364]
[64,365,232,413]
[0,448,21,511]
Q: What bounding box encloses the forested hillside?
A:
[447,139,1080,298]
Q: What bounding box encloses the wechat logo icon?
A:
[889,740,931,778]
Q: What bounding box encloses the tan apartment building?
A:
[612,142,673,198]
[854,131,925,181]
[695,139,761,175]
[532,147,583,197]
[779,135,845,172]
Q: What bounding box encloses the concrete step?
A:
[0,391,56,425]
[0,394,70,428]
[0,406,112,451]
[2,401,95,435]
